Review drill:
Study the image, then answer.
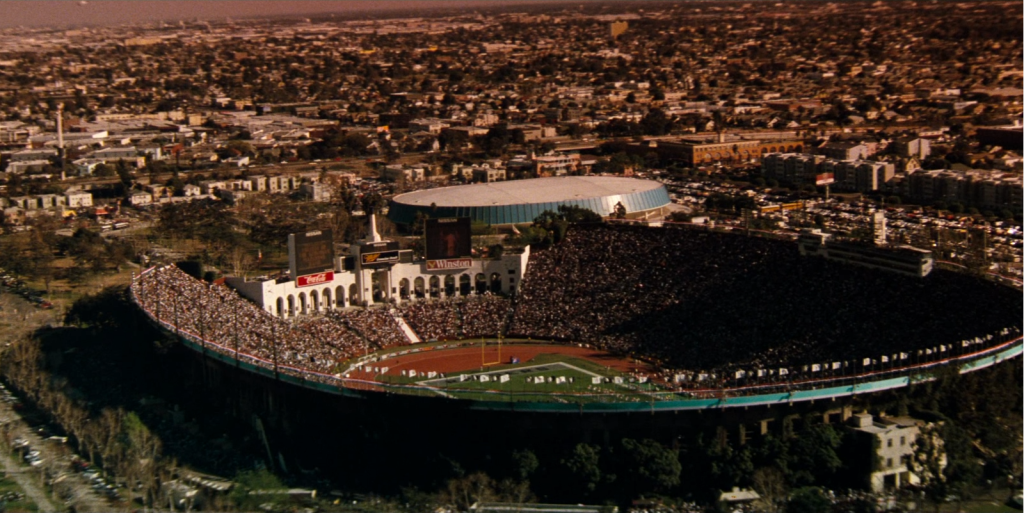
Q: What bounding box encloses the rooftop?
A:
[392,176,664,208]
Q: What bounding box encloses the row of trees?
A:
[155,193,375,276]
[0,217,135,292]
[2,297,166,508]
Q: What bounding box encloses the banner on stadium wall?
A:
[426,258,473,270]
[297,271,334,287]
[361,250,400,267]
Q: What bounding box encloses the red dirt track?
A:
[349,343,656,380]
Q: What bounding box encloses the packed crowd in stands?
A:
[131,223,1022,391]
[326,308,407,350]
[398,298,461,341]
[397,295,512,341]
[509,224,1022,382]
[460,295,512,338]
[132,266,409,377]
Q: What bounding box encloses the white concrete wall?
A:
[225,247,529,318]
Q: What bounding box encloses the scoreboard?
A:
[425,217,472,270]
[289,230,335,284]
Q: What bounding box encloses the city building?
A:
[797,229,934,277]
[847,414,938,493]
[818,141,869,161]
[64,191,93,208]
[409,118,451,134]
[381,165,426,182]
[892,137,931,159]
[906,169,1022,210]
[299,182,331,202]
[648,134,804,167]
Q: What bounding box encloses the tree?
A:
[115,157,131,176]
[488,244,504,259]
[786,487,830,513]
[640,108,673,136]
[361,192,385,215]
[230,468,287,511]
[445,472,496,512]
[0,227,57,293]
[561,443,602,497]
[93,163,116,177]
[786,423,842,487]
[482,125,513,157]
[557,205,602,223]
[438,129,469,153]
[752,467,787,513]
[497,478,534,507]
[618,438,681,495]
[511,449,539,481]
[614,202,627,219]
[64,286,136,330]
[532,206,601,246]
[939,423,981,508]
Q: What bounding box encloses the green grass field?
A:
[373,350,668,404]
[435,365,599,394]
[363,339,672,403]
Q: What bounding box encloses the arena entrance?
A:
[371,270,391,303]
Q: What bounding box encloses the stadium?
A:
[129,221,1023,415]
[387,176,673,226]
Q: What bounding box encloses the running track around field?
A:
[348,344,656,380]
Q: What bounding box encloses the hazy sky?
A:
[1,1,527,29]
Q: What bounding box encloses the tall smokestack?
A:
[56,103,65,153]
[56,103,66,177]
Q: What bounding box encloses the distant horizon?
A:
[0,1,558,30]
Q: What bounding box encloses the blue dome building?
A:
[388,176,672,226]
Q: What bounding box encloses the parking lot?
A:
[0,289,114,512]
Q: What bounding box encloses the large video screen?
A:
[290,229,335,277]
[425,218,472,261]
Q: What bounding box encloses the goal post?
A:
[482,336,503,366]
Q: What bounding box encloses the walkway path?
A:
[390,312,422,344]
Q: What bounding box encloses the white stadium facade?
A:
[226,216,530,320]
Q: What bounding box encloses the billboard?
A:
[361,250,400,267]
[425,217,472,260]
[289,229,335,279]
[426,258,473,271]
[815,173,835,186]
[297,271,334,288]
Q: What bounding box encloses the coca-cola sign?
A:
[426,258,472,270]
[297,271,334,287]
